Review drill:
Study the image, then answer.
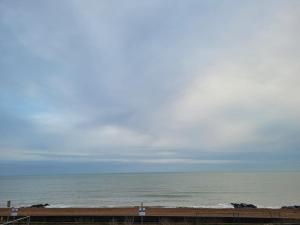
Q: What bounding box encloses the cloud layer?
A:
[0,0,300,173]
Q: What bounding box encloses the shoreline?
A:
[1,207,300,225]
[1,207,300,219]
[2,203,289,209]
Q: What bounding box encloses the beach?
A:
[1,173,300,224]
[0,207,300,218]
[1,207,300,224]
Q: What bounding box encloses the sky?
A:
[0,0,300,175]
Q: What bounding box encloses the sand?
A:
[0,207,300,219]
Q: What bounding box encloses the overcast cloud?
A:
[0,0,300,174]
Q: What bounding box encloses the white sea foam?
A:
[48,204,73,208]
[189,203,233,208]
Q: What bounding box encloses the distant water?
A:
[0,172,299,208]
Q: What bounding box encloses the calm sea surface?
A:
[0,172,299,208]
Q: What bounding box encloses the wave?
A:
[46,203,282,209]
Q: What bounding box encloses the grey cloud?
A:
[0,0,299,172]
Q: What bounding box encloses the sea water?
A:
[0,172,299,208]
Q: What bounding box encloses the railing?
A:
[1,216,30,225]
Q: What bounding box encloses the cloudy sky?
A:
[0,0,300,175]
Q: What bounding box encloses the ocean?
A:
[0,172,299,208]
